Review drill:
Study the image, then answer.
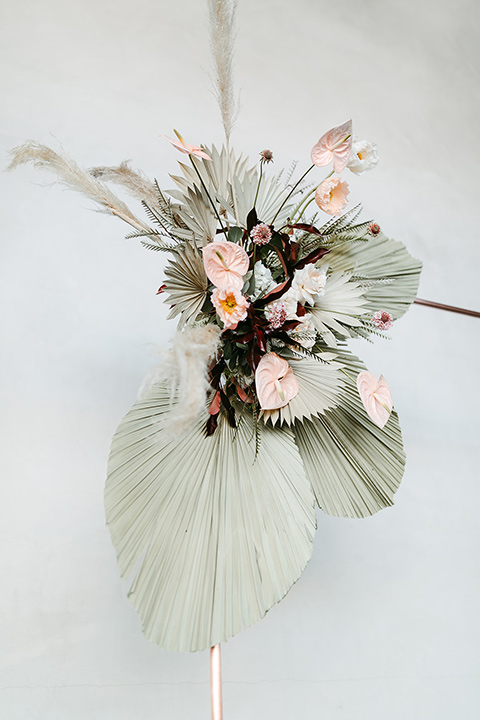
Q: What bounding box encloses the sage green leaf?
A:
[326,230,422,319]
[105,384,316,652]
[163,242,209,327]
[294,350,406,518]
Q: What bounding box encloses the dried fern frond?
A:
[207,0,239,146]
[8,141,151,234]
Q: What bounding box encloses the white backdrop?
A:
[1,0,479,718]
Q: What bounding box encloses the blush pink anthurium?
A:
[202,240,250,290]
[161,129,212,161]
[255,353,300,410]
[356,371,393,429]
[311,120,353,173]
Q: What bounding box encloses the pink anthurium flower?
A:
[311,120,353,173]
[202,239,250,290]
[356,371,393,429]
[161,129,212,161]
[255,353,300,410]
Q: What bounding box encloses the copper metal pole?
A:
[414,298,480,318]
[210,644,223,720]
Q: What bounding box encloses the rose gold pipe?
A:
[414,298,480,318]
[210,644,223,720]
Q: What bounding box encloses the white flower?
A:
[288,313,317,349]
[251,261,276,301]
[281,288,301,319]
[290,263,327,306]
[347,138,378,175]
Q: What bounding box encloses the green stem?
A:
[253,162,263,209]
[270,164,315,226]
[190,156,227,235]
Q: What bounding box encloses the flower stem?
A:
[289,169,335,224]
[253,162,263,209]
[270,164,315,225]
[190,156,227,236]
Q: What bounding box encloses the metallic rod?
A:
[414,298,480,318]
[210,644,223,720]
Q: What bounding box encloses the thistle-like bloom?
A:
[347,138,378,175]
[203,240,249,290]
[212,287,249,329]
[372,311,393,331]
[250,223,272,245]
[259,149,274,163]
[369,222,381,236]
[255,353,300,410]
[310,120,353,173]
[315,177,350,216]
[356,371,393,428]
[161,130,212,161]
[265,300,288,329]
[290,263,327,305]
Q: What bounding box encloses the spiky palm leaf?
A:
[309,271,368,346]
[294,349,406,519]
[163,242,209,327]
[105,383,316,652]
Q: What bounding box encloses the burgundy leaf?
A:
[295,247,330,270]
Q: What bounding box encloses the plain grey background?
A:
[1,0,479,718]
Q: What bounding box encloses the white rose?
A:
[347,138,378,175]
[290,263,327,306]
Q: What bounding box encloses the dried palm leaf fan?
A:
[8,1,480,718]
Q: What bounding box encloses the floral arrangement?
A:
[9,0,422,655]
[155,122,395,443]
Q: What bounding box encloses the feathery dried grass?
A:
[207,0,239,146]
[138,324,222,439]
[8,141,151,233]
[89,161,158,206]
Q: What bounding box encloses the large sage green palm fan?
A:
[8,0,421,656]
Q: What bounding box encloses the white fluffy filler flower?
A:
[347,138,378,175]
[138,324,222,438]
[290,263,327,306]
[251,261,276,301]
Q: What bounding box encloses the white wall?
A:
[1,0,479,718]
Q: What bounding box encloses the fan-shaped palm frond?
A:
[326,229,422,319]
[163,242,209,326]
[309,272,368,346]
[294,349,406,519]
[105,383,316,652]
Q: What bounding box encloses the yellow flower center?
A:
[357,151,364,159]
[220,293,238,314]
